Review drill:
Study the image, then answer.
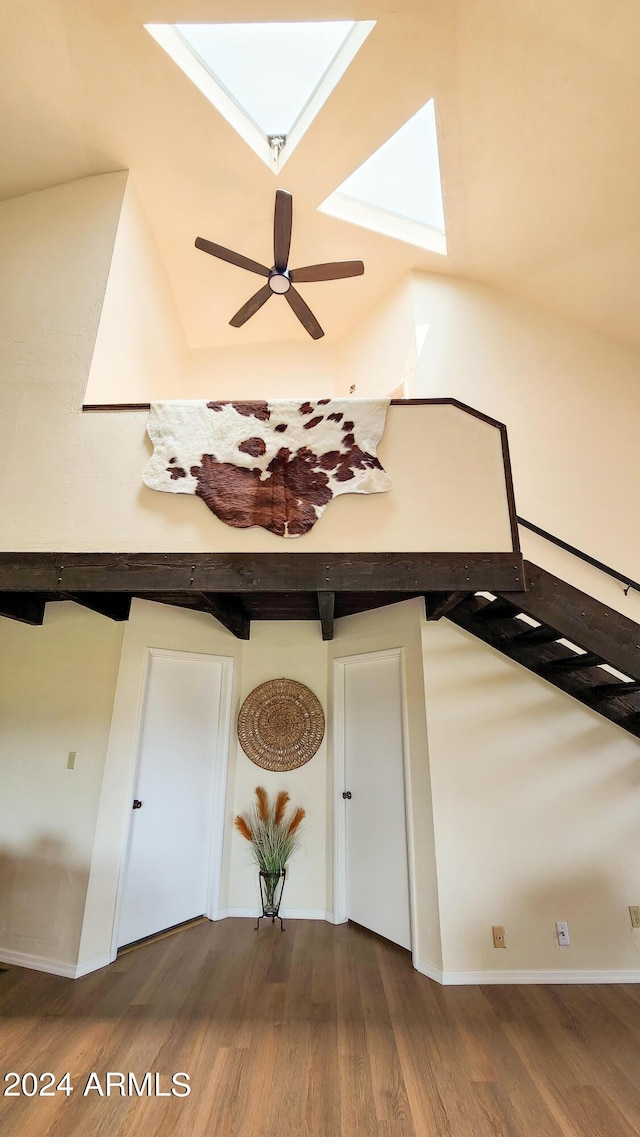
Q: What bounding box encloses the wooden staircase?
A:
[434,562,640,738]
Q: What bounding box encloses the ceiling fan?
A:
[195,189,364,340]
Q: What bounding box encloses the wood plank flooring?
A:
[1,918,640,1136]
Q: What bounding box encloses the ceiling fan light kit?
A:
[195,189,364,339]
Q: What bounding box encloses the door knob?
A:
[132,799,143,809]
[342,791,352,800]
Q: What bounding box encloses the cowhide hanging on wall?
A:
[143,399,392,538]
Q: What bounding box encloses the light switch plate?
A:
[67,751,76,770]
[629,906,640,928]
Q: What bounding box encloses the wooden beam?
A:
[623,712,640,736]
[509,626,561,647]
[474,598,518,621]
[0,593,46,625]
[586,681,640,704]
[62,592,132,621]
[199,593,251,640]
[537,653,604,674]
[499,562,640,682]
[0,552,525,596]
[317,592,335,641]
[424,591,471,621]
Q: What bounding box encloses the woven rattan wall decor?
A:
[237,678,325,771]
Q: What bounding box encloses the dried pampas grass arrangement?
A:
[234,787,305,874]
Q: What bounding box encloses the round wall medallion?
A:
[237,678,325,771]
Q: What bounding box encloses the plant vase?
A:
[256,868,286,931]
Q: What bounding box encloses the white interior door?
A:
[118,652,224,947]
[343,652,412,950]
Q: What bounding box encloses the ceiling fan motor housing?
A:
[268,269,291,294]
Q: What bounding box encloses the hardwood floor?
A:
[1,918,640,1136]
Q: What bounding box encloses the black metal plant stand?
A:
[255,868,286,931]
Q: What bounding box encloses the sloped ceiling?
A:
[2,0,639,350]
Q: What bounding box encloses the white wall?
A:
[0,604,124,971]
[422,617,640,980]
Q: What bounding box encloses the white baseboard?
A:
[217,907,332,921]
[414,958,444,984]
[0,948,77,979]
[415,958,640,985]
[0,948,115,980]
[74,954,113,978]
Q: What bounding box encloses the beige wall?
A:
[85,178,189,402]
[519,527,640,627]
[5,401,511,554]
[0,604,123,970]
[335,274,418,398]
[84,174,338,404]
[329,599,443,973]
[3,595,640,981]
[411,273,640,584]
[0,176,513,556]
[423,618,640,978]
[226,622,329,917]
[84,179,338,404]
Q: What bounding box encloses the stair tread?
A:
[537,652,604,673]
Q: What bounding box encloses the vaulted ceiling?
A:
[3,0,638,350]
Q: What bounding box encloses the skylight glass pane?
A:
[336,101,445,232]
[175,22,355,136]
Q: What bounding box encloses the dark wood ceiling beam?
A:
[199,593,251,640]
[61,592,132,621]
[424,591,471,621]
[0,552,524,595]
[0,593,46,626]
[317,592,335,641]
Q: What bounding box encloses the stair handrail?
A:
[517,517,640,597]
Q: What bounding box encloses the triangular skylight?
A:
[145,21,375,172]
[319,100,447,254]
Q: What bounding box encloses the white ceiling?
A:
[3,0,639,351]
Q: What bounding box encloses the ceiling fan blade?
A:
[273,190,293,271]
[229,284,273,328]
[285,287,324,340]
[195,237,270,278]
[289,260,365,283]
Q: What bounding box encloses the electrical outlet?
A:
[492,925,506,948]
[67,751,76,770]
[629,906,640,928]
[556,920,570,946]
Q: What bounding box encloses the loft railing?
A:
[517,517,640,597]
